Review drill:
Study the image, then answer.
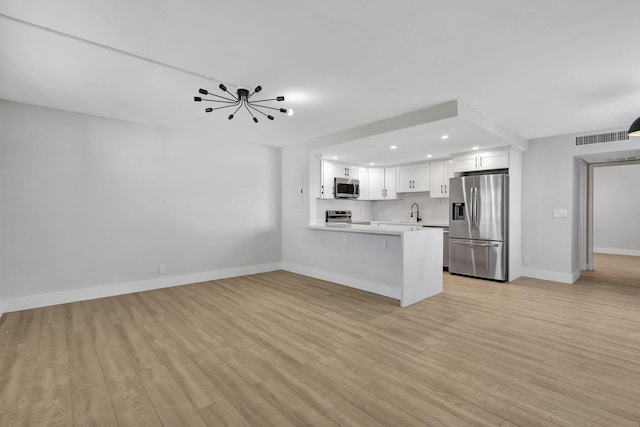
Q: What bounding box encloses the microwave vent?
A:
[575,130,628,146]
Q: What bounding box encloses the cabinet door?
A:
[478,150,508,170]
[396,166,413,192]
[346,166,358,178]
[412,163,430,192]
[321,161,335,199]
[385,168,397,199]
[452,154,478,172]
[358,168,368,200]
[443,159,454,197]
[368,168,385,200]
[429,160,446,197]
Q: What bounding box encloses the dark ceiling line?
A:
[0,12,221,83]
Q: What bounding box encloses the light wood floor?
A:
[1,254,639,426]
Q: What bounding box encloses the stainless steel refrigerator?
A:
[449,173,508,281]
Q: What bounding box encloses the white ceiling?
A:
[2,1,640,157]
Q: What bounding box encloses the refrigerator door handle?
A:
[473,186,479,229]
[470,187,476,229]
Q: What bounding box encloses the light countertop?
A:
[308,223,443,236]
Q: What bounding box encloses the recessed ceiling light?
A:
[287,109,294,116]
[332,156,338,160]
[370,162,375,166]
[426,154,433,158]
[472,146,479,150]
[390,145,397,150]
[441,135,449,140]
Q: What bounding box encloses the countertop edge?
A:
[307,224,443,236]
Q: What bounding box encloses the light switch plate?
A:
[553,209,568,218]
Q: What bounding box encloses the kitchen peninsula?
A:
[307,224,443,307]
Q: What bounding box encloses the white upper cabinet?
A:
[429,159,454,198]
[334,164,358,179]
[368,167,397,200]
[320,161,360,199]
[321,161,335,199]
[358,167,368,200]
[452,149,509,173]
[396,163,429,193]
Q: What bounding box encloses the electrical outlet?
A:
[523,256,530,265]
[310,256,316,265]
[158,264,166,274]
[343,235,348,245]
[381,239,387,249]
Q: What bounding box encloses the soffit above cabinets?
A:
[314,100,525,166]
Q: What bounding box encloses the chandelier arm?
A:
[205,92,238,102]
[201,99,238,104]
[206,104,241,112]
[250,98,281,103]
[250,104,288,112]
[229,103,243,117]
[247,104,270,118]
[244,102,257,120]
[221,88,239,101]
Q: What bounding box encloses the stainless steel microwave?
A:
[334,177,360,198]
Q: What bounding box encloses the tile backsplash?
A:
[316,192,449,224]
[373,192,449,224]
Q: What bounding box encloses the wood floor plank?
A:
[138,365,207,427]
[198,398,251,427]
[63,303,105,393]
[71,383,117,426]
[255,375,339,426]
[28,367,73,427]
[0,253,639,426]
[191,349,295,427]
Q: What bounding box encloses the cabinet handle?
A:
[441,184,443,194]
[444,184,447,194]
[479,157,483,168]
[475,157,478,168]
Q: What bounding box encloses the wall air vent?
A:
[575,130,629,146]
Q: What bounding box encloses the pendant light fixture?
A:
[628,116,640,136]
[194,84,288,123]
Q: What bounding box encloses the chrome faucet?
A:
[410,203,421,222]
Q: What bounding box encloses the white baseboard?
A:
[521,267,580,284]
[593,247,640,257]
[3,263,281,313]
[281,262,401,300]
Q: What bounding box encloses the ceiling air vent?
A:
[575,130,629,146]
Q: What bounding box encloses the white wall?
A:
[593,163,640,255]
[0,100,282,311]
[522,132,640,283]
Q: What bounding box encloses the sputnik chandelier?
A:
[194,84,288,123]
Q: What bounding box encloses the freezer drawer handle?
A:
[451,241,499,247]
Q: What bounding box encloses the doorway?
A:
[580,157,640,273]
